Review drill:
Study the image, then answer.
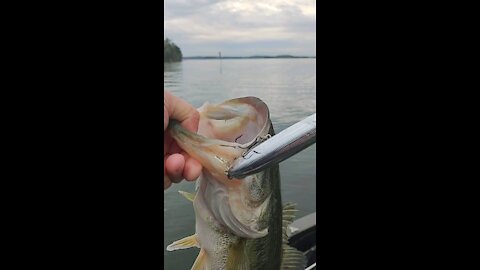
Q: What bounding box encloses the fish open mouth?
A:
[168,97,272,183]
[197,97,270,144]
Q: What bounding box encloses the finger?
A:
[169,140,182,155]
[164,132,173,155]
[164,91,200,132]
[165,131,182,155]
[164,157,172,190]
[165,153,185,183]
[164,103,169,131]
[164,174,172,190]
[183,155,203,181]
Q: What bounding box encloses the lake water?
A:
[164,58,316,269]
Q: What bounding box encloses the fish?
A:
[166,97,306,270]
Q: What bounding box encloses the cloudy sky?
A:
[164,0,316,57]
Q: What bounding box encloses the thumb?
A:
[164,104,169,131]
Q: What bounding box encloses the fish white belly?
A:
[194,175,238,269]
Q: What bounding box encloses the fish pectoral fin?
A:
[191,248,207,270]
[280,244,307,270]
[178,190,196,202]
[166,234,199,251]
[226,239,249,270]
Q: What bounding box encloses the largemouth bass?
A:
[166,97,306,270]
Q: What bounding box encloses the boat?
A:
[287,212,317,270]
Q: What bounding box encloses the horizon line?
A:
[183,55,316,58]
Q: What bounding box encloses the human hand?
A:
[164,91,203,190]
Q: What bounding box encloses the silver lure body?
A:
[228,113,316,179]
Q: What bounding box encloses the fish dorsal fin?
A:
[281,203,306,269]
[178,190,195,202]
[282,202,299,242]
[191,248,207,270]
[280,244,307,270]
[166,234,199,251]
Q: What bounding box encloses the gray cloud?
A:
[164,0,316,57]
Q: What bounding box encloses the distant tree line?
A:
[164,38,183,62]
